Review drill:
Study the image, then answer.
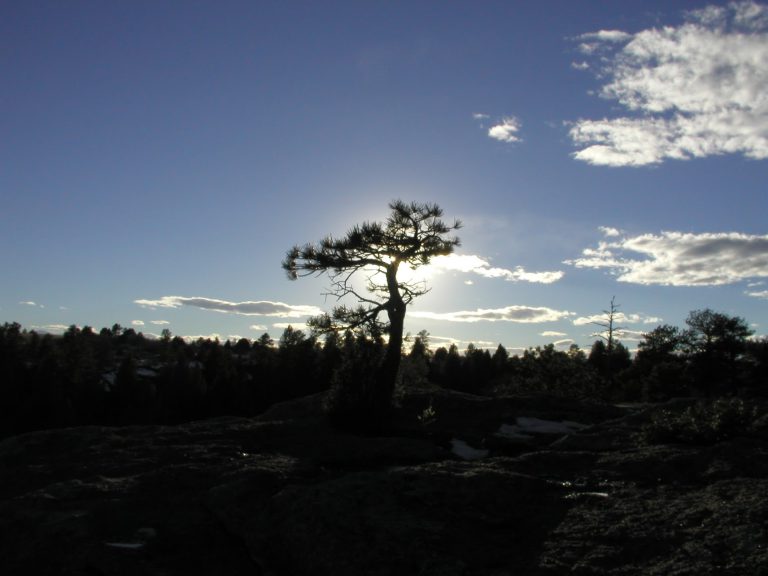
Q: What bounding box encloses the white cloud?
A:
[488,117,522,143]
[541,330,567,337]
[472,112,490,120]
[29,324,69,334]
[576,30,634,55]
[272,322,310,331]
[409,305,574,324]
[134,296,322,317]
[181,333,224,343]
[567,230,768,286]
[570,1,768,166]
[579,30,633,43]
[747,289,768,298]
[131,320,145,326]
[250,324,268,332]
[614,329,648,342]
[553,338,575,348]
[19,301,43,308]
[150,320,170,325]
[428,334,500,351]
[598,226,621,237]
[430,254,564,284]
[428,334,463,347]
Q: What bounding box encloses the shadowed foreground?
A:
[1,390,767,575]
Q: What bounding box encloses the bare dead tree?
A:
[591,296,626,385]
[591,296,625,354]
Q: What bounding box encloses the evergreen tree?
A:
[283,200,461,428]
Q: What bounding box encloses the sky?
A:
[2,0,767,354]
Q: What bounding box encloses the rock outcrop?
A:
[1,390,766,575]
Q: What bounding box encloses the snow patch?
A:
[450,438,489,461]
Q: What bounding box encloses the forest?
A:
[1,307,766,438]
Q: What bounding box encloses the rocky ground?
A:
[1,389,767,575]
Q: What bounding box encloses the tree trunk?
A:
[376,265,406,417]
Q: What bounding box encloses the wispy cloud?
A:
[409,305,574,323]
[431,254,564,284]
[576,29,632,54]
[428,334,502,351]
[566,229,768,286]
[135,296,322,317]
[19,301,44,308]
[598,226,622,237]
[488,116,522,143]
[573,312,662,326]
[131,320,145,326]
[472,112,490,120]
[541,330,568,337]
[150,320,170,326]
[613,329,648,342]
[250,324,268,332]
[747,289,768,299]
[272,322,310,331]
[570,1,768,166]
[30,324,69,334]
[582,327,649,343]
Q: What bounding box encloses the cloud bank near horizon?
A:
[409,305,574,324]
[570,1,768,166]
[134,296,322,318]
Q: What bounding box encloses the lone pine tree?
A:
[282,200,461,428]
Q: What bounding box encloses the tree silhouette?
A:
[684,309,753,394]
[283,200,461,425]
[589,296,627,389]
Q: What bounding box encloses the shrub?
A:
[324,337,387,433]
[641,398,760,445]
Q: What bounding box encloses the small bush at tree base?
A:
[324,339,389,433]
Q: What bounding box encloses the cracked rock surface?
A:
[1,390,766,575]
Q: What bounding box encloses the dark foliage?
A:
[641,398,764,445]
[0,307,764,436]
[0,322,338,437]
[324,331,388,432]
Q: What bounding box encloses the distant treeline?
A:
[1,308,766,436]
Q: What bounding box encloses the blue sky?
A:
[2,0,767,353]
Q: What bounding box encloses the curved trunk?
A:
[377,264,406,410]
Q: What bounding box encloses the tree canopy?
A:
[283,200,461,334]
